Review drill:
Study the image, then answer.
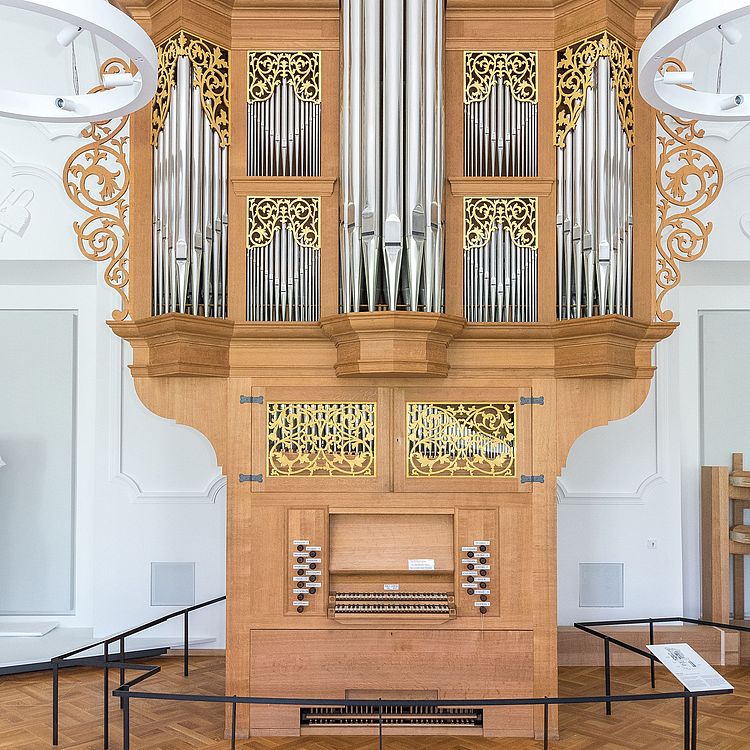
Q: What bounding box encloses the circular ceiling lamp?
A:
[0,0,157,122]
[639,0,750,120]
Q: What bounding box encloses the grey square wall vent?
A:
[150,562,196,607]
[579,563,624,607]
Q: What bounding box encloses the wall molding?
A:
[107,335,226,504]
[556,343,670,505]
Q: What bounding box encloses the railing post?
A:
[103,643,109,749]
[231,698,237,750]
[649,619,655,688]
[684,695,691,750]
[52,661,59,746]
[543,699,549,750]
[604,636,612,715]
[183,611,189,677]
[122,687,130,750]
[119,636,126,709]
[691,695,698,750]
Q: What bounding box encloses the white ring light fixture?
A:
[0,0,157,122]
[640,0,750,120]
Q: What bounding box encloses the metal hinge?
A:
[521,474,545,484]
[239,474,263,483]
[240,395,264,405]
[520,396,544,406]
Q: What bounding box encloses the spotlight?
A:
[54,97,76,112]
[718,22,743,44]
[57,25,83,48]
[720,94,745,110]
[659,71,695,85]
[102,72,135,88]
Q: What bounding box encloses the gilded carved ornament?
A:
[406,402,516,478]
[247,51,321,104]
[655,58,723,322]
[464,51,537,104]
[151,31,230,148]
[555,32,634,149]
[464,197,537,250]
[267,402,376,477]
[64,58,132,321]
[247,197,320,249]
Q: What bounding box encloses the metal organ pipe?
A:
[152,52,229,317]
[340,0,445,313]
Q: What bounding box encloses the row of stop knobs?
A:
[462,542,491,614]
[292,542,322,613]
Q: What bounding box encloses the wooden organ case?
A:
[115,0,675,740]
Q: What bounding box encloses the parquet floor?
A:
[1,657,749,749]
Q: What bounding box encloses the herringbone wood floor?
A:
[1,657,749,749]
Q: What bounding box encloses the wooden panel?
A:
[287,508,328,616]
[329,513,454,574]
[455,509,499,618]
[701,466,730,622]
[249,629,534,734]
[393,386,532,493]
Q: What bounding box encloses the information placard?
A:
[648,643,733,693]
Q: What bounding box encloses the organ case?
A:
[114,0,676,740]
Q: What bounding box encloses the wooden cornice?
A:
[111,313,675,380]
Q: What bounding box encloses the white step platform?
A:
[0,627,216,672]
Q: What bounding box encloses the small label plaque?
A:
[307,582,322,588]
[384,584,400,591]
[305,546,322,552]
[292,539,310,546]
[474,601,491,607]
[475,565,491,570]
[292,564,309,570]
[474,540,491,546]
[474,577,490,582]
[461,546,477,552]
[292,576,309,582]
[292,588,307,594]
[294,600,309,607]
[408,559,435,571]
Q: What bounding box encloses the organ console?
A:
[112,0,675,739]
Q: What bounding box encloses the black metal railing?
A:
[51,595,225,748]
[574,616,750,719]
[51,608,745,750]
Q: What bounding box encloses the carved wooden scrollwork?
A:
[655,58,723,322]
[464,51,537,104]
[555,32,634,149]
[64,58,131,321]
[464,197,537,249]
[151,31,230,147]
[247,51,321,104]
[247,197,320,249]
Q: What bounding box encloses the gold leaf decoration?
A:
[248,51,320,104]
[655,58,723,322]
[465,51,537,104]
[151,31,230,147]
[247,197,320,249]
[406,403,516,478]
[464,197,537,249]
[64,58,131,321]
[267,402,376,477]
[555,32,634,149]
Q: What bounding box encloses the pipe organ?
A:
[151,31,230,317]
[555,33,634,320]
[116,0,675,741]
[339,0,445,314]
[247,52,321,177]
[464,52,538,177]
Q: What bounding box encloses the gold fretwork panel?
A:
[655,58,723,322]
[247,51,321,104]
[267,402,376,477]
[555,32,634,149]
[464,197,537,250]
[247,197,320,249]
[64,58,132,321]
[151,30,230,147]
[464,51,537,104]
[406,403,516,478]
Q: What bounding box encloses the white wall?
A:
[0,11,226,644]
